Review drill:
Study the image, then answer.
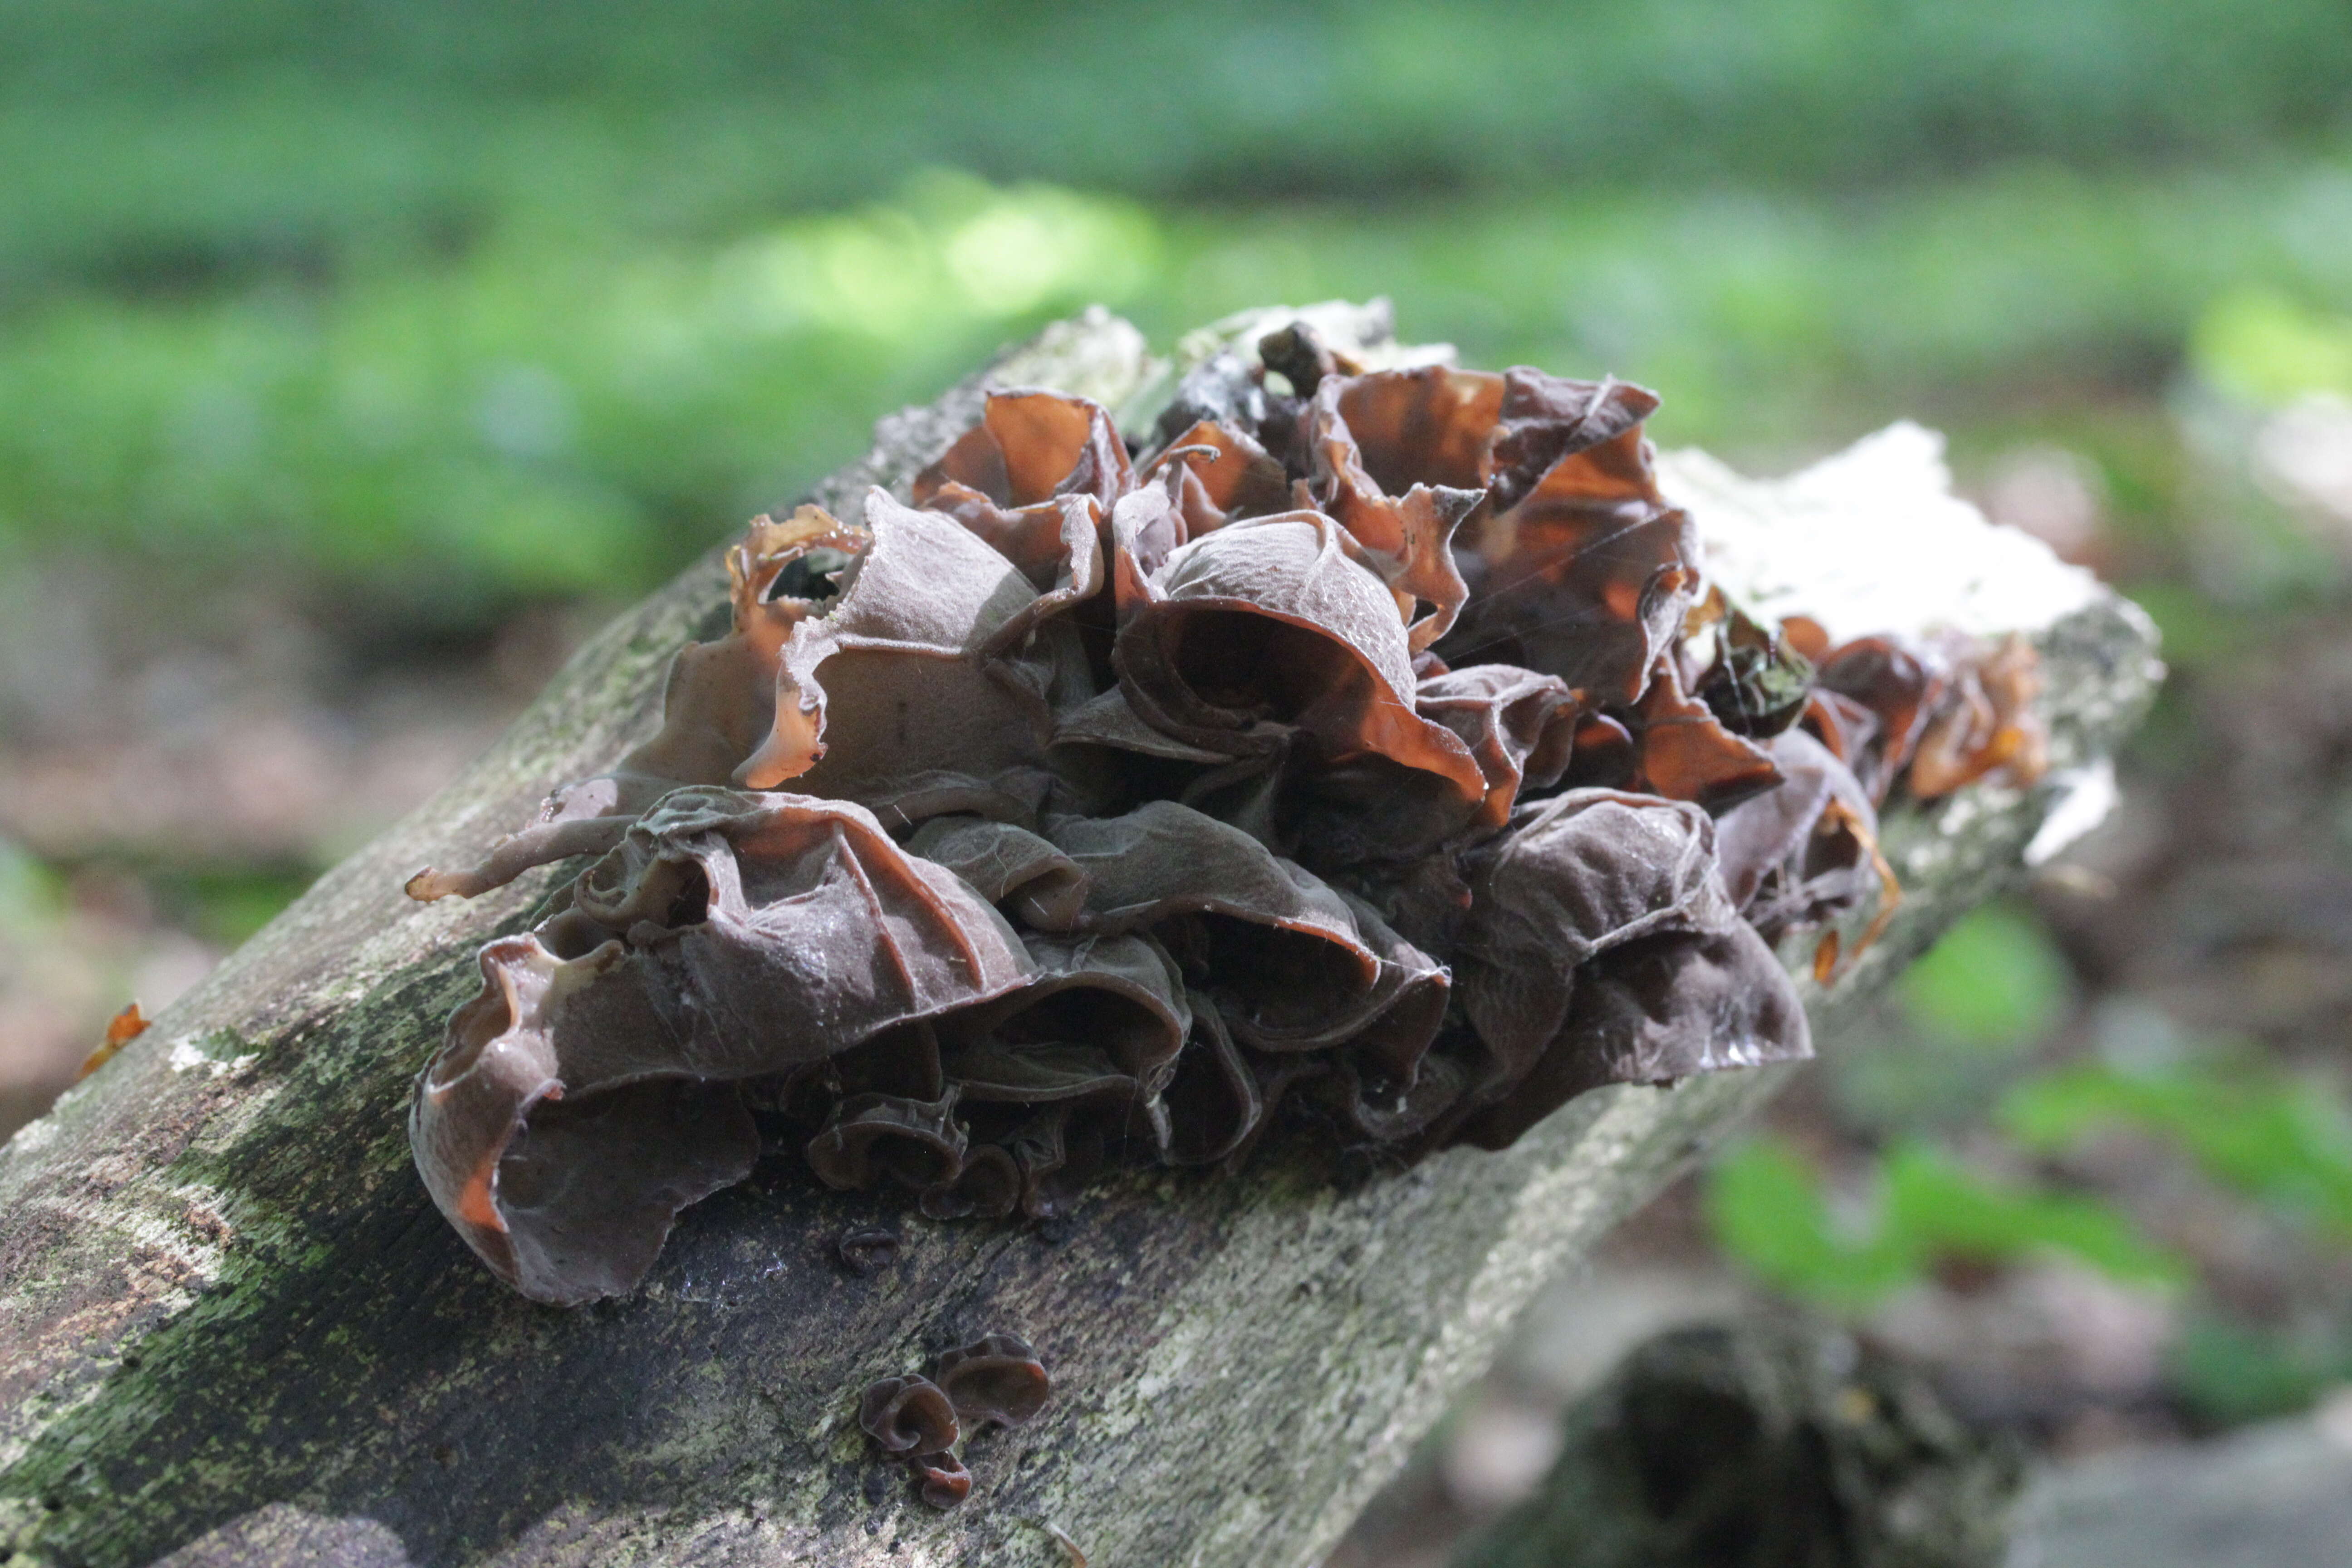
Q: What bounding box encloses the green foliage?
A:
[142,864,321,948]
[1705,1135,2182,1309]
[1898,902,2073,1047]
[0,841,63,938]
[2192,291,2352,407]
[2,0,2348,304]
[2004,1059,2352,1244]
[8,161,2352,630]
[2168,1314,2352,1428]
[1833,902,2073,1134]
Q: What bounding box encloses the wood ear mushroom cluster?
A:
[402,322,2049,1306]
[857,1335,1051,1509]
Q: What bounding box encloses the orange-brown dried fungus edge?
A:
[402,320,2049,1306]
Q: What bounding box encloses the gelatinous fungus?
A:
[405,323,2044,1306]
[909,1450,973,1509]
[836,1226,901,1276]
[936,1333,1051,1430]
[856,1336,1050,1510]
[857,1374,959,1456]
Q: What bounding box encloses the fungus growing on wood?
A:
[404,322,2047,1307]
[909,1451,973,1509]
[837,1226,900,1276]
[857,1374,959,1457]
[935,1333,1051,1431]
[855,1336,1049,1510]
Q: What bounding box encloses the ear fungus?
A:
[409,321,2027,1311]
[909,1450,973,1509]
[857,1374,960,1456]
[934,1333,1051,1431]
[836,1226,900,1277]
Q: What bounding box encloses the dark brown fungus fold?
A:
[807,1089,969,1192]
[1303,374,1486,654]
[1811,634,1948,803]
[910,1451,973,1509]
[408,789,1034,1303]
[1043,801,1441,1067]
[1289,662,1578,875]
[407,951,760,1306]
[740,488,1054,807]
[1563,710,1638,789]
[1813,631,2047,802]
[858,1373,960,1455]
[1798,687,1882,774]
[916,387,1134,515]
[1430,371,1700,706]
[1628,656,1784,814]
[1451,789,1737,1109]
[1407,662,1581,839]
[940,929,1190,1095]
[907,816,1091,931]
[1004,1102,1086,1218]
[837,1226,900,1276]
[919,1142,1023,1221]
[1159,997,1263,1166]
[1150,416,1293,536]
[935,1333,1051,1431]
[1449,922,1811,1152]
[1112,509,1485,799]
[1907,633,2048,799]
[406,505,868,902]
[1316,1044,1467,1146]
[1714,729,1895,944]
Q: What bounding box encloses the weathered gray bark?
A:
[0,304,2159,1568]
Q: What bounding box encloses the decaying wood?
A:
[0,303,2159,1568]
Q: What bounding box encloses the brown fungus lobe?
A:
[858,1374,960,1456]
[836,1226,900,1276]
[910,1451,973,1509]
[935,1332,1051,1431]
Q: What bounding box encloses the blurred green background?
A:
[5,0,2352,1471]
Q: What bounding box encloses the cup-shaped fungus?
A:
[909,1451,974,1509]
[935,1334,1051,1431]
[858,1374,960,1456]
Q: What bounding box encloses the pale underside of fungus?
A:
[405,325,2048,1306]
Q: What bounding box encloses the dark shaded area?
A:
[1459,1316,2023,1568]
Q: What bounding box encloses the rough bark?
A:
[0,304,2159,1568]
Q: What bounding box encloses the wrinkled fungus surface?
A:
[407,322,2048,1304]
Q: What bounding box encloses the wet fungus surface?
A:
[404,323,2049,1306]
[857,1335,1051,1509]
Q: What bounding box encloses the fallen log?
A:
[0,302,2159,1568]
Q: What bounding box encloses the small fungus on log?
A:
[836,1225,900,1276]
[856,1374,959,1457]
[402,322,2049,1306]
[909,1451,973,1509]
[935,1333,1051,1431]
[856,1335,1050,1510]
